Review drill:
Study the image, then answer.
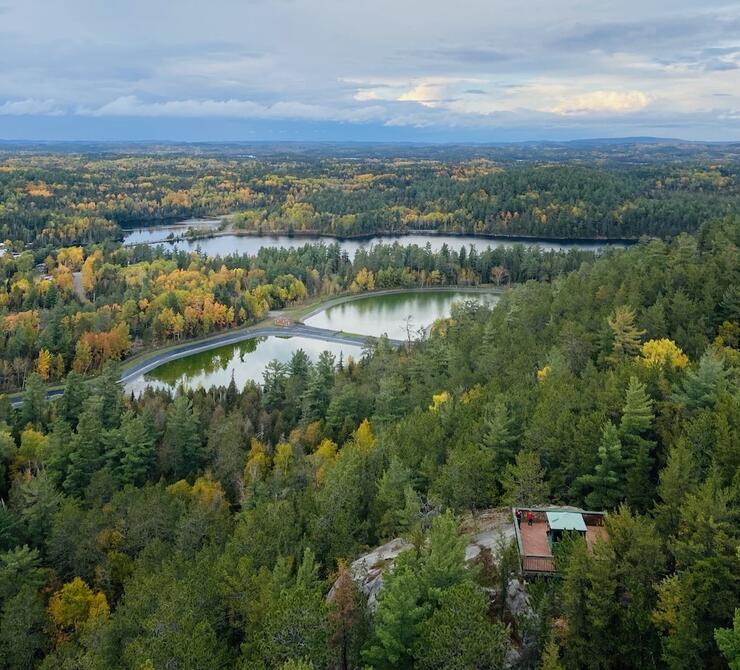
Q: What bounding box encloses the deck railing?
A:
[511,506,607,576]
[522,554,555,574]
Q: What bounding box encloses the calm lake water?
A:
[305,290,500,339]
[122,218,223,245]
[123,336,362,396]
[124,289,497,394]
[122,228,626,257]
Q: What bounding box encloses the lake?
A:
[123,336,363,396]
[122,218,223,245]
[122,228,626,257]
[304,289,500,339]
[124,289,498,394]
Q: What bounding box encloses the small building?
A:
[512,506,607,575]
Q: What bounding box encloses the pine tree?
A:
[58,370,88,429]
[671,349,728,411]
[715,609,740,670]
[329,560,366,670]
[653,439,698,538]
[398,485,422,536]
[540,635,565,670]
[619,376,655,510]
[302,351,335,422]
[163,395,203,480]
[362,551,428,669]
[64,397,105,497]
[20,373,47,431]
[502,450,550,507]
[478,397,518,469]
[45,419,74,490]
[95,361,123,429]
[119,410,155,486]
[607,305,645,363]
[419,511,468,602]
[578,422,623,510]
[414,581,507,670]
[375,457,413,539]
[262,360,287,410]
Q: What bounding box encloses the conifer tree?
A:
[502,450,550,507]
[478,397,518,469]
[607,305,645,363]
[653,439,698,538]
[64,397,105,497]
[671,349,728,411]
[302,351,336,422]
[20,373,47,431]
[578,421,623,510]
[619,376,655,510]
[119,410,155,487]
[375,456,413,539]
[163,395,203,480]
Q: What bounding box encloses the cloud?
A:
[0,98,62,115]
[704,59,739,72]
[549,90,650,115]
[555,14,740,53]
[406,46,511,65]
[398,83,447,107]
[0,0,739,140]
[82,95,386,123]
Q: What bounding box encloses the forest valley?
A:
[2,147,740,393]
[0,213,736,669]
[0,148,738,670]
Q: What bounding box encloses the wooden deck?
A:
[513,507,608,575]
[519,520,554,573]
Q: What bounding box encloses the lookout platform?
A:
[512,506,607,575]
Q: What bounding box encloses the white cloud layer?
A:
[550,90,650,115]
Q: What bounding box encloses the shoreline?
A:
[4,284,506,404]
[121,222,640,248]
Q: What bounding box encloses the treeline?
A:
[0,240,594,389]
[1,153,739,246]
[0,216,737,668]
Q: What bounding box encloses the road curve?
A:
[10,324,403,406]
[119,324,402,385]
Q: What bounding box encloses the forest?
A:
[0,209,737,668]
[1,148,739,247]
[0,239,595,390]
[0,146,738,669]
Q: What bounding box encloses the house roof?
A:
[546,511,586,532]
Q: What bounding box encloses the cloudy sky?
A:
[1,0,739,141]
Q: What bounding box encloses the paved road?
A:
[10,324,403,407]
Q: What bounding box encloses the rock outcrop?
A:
[339,508,516,611]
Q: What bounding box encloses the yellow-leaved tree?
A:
[244,437,270,483]
[639,338,689,370]
[36,348,52,381]
[429,391,451,412]
[350,268,375,293]
[353,419,375,453]
[311,437,338,484]
[48,577,109,640]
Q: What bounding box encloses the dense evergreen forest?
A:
[0,146,738,669]
[0,209,737,668]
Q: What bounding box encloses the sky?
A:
[1,0,740,142]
